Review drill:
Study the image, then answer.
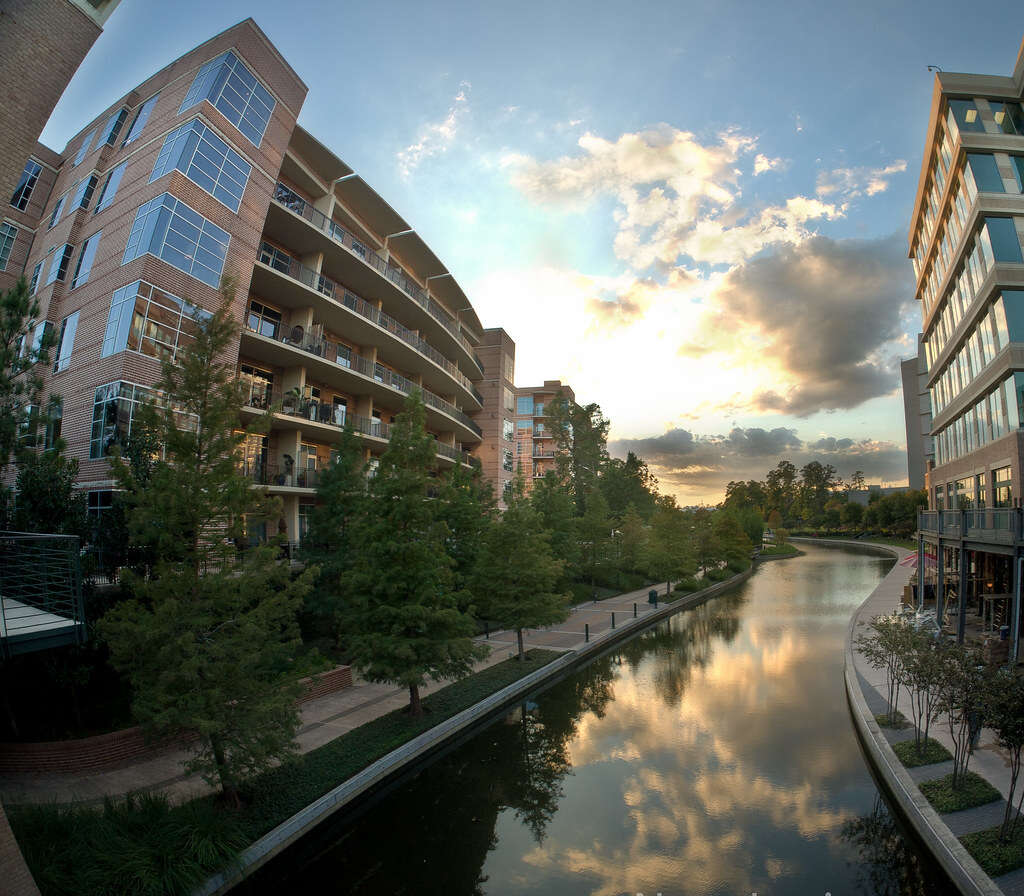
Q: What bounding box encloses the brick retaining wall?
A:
[0,666,352,775]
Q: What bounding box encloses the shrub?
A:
[962,825,1024,877]
[920,771,1000,814]
[674,576,701,594]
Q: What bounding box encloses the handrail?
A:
[243,318,482,437]
[272,184,485,373]
[240,392,480,468]
[257,242,483,405]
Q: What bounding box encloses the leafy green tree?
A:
[600,452,658,519]
[577,489,613,595]
[546,391,609,513]
[530,473,580,589]
[690,506,720,575]
[471,477,567,660]
[437,462,497,605]
[723,479,767,515]
[10,445,88,538]
[841,500,864,529]
[765,460,798,521]
[101,291,313,804]
[618,504,647,574]
[301,425,366,625]
[340,391,485,715]
[856,615,911,728]
[645,504,693,593]
[712,511,752,571]
[937,642,984,790]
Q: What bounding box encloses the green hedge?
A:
[962,824,1024,877]
[920,771,1001,814]
[9,649,561,895]
[891,737,953,767]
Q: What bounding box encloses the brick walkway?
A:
[849,546,1024,895]
[0,581,675,807]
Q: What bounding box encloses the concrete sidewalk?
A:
[0,581,676,807]
[847,544,1024,895]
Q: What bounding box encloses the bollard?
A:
[485,621,489,640]
[634,602,638,618]
[585,623,589,643]
[611,612,616,629]
[654,594,658,609]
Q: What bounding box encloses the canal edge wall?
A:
[197,567,755,895]
[834,538,1002,896]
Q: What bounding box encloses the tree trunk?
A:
[1001,755,1021,842]
[210,733,239,807]
[409,682,422,716]
[517,628,525,662]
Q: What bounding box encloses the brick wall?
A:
[0,665,352,775]
[0,0,100,205]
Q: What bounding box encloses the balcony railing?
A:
[918,507,1022,543]
[271,183,484,372]
[532,449,556,458]
[243,318,482,437]
[258,241,483,404]
[240,392,480,469]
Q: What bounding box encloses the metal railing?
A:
[919,507,1021,543]
[257,241,483,404]
[243,317,482,437]
[0,533,85,653]
[532,449,556,458]
[240,393,480,469]
[271,184,485,372]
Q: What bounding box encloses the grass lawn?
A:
[8,648,561,896]
[962,823,1024,877]
[920,771,1001,814]
[758,544,800,557]
[891,737,953,767]
[875,710,910,729]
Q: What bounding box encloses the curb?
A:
[837,539,1002,896]
[197,568,754,895]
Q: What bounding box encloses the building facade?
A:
[6,19,490,540]
[911,37,1024,661]
[513,380,574,489]
[474,327,517,506]
[0,0,122,296]
[900,334,934,490]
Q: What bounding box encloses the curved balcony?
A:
[240,397,479,469]
[267,183,485,376]
[240,322,482,443]
[252,245,483,409]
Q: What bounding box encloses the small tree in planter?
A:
[937,641,985,789]
[856,615,910,727]
[982,668,1024,842]
[899,626,946,754]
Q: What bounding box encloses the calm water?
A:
[248,543,953,895]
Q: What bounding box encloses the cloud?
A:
[680,234,914,416]
[609,426,908,503]
[753,153,784,175]
[503,125,843,270]
[397,82,470,177]
[816,160,907,198]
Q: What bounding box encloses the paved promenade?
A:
[845,541,1024,896]
[0,580,676,807]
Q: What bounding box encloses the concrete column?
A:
[958,547,969,643]
[917,533,925,610]
[936,539,944,623]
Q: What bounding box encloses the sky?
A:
[41,0,1024,503]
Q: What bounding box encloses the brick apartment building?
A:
[514,380,575,488]
[2,18,519,539]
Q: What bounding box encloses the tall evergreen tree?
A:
[436,461,497,605]
[577,489,613,596]
[101,288,313,804]
[340,391,485,715]
[618,504,647,574]
[301,424,367,625]
[472,477,567,661]
[546,391,609,513]
[529,473,580,590]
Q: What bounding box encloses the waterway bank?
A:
[838,538,1004,896]
[199,569,755,894]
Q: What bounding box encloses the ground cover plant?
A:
[891,737,952,767]
[920,771,1001,814]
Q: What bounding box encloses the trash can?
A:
[648,589,658,605]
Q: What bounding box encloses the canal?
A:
[247,543,953,895]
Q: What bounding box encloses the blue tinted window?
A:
[71,174,98,211]
[122,94,158,146]
[94,162,127,213]
[516,396,533,414]
[71,231,101,289]
[11,159,42,210]
[122,193,229,288]
[967,154,1004,193]
[44,244,74,286]
[99,108,128,146]
[74,129,97,166]
[949,100,985,134]
[150,120,251,211]
[179,51,275,146]
[985,217,1023,264]
[0,223,16,271]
